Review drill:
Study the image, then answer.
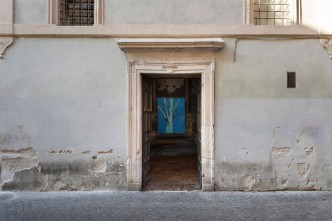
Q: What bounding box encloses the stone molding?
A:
[126,59,216,191]
[0,24,328,38]
[117,38,225,52]
[320,38,332,59]
[0,37,13,59]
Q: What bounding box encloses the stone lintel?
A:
[117,38,225,52]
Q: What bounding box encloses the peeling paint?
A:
[287,164,292,171]
[2,167,42,191]
[55,181,81,191]
[281,179,289,186]
[214,161,327,191]
[50,149,73,155]
[304,147,314,157]
[98,149,113,154]
[40,160,127,191]
[272,147,292,157]
[215,162,274,191]
[242,175,255,190]
[93,159,107,174]
[0,147,36,157]
[297,163,311,178]
[0,147,39,189]
[0,146,127,191]
[305,179,317,189]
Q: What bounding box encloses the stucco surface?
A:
[0,38,127,190]
[14,0,48,24]
[216,39,332,99]
[105,0,243,25]
[1,37,332,191]
[214,39,332,190]
[0,1,13,24]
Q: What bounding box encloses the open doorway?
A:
[141,75,202,191]
[127,60,215,191]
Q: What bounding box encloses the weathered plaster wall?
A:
[14,0,48,24]
[214,39,332,191]
[0,38,127,190]
[1,37,332,191]
[105,0,243,25]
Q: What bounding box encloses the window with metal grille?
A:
[59,0,94,26]
[254,0,291,26]
[287,72,296,88]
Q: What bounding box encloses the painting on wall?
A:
[157,97,185,134]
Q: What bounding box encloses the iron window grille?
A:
[254,0,291,26]
[59,0,94,26]
[287,72,296,88]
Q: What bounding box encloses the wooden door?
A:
[142,76,153,188]
[196,79,202,188]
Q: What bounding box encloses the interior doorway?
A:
[141,75,202,191]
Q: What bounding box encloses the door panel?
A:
[142,77,153,188]
[196,80,202,188]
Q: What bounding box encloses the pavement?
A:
[0,191,331,221]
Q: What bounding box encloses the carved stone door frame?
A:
[127,60,215,191]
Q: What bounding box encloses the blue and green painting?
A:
[157,97,185,134]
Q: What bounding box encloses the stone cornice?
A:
[0,24,331,38]
[117,38,225,52]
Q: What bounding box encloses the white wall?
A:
[14,0,48,24]
[105,0,243,25]
[0,38,128,190]
[214,39,332,190]
[0,1,13,24]
[1,37,332,191]
[9,0,332,33]
[302,0,332,33]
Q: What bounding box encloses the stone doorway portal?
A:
[126,60,215,191]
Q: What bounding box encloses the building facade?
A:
[0,0,332,191]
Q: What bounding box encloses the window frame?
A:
[244,0,301,26]
[48,0,104,26]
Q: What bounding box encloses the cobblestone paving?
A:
[1,191,332,221]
